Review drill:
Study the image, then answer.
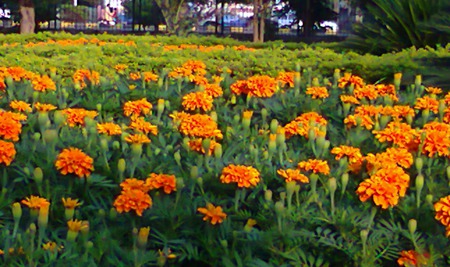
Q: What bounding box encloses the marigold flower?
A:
[61,108,98,127]
[113,189,152,216]
[114,64,128,72]
[129,117,158,135]
[178,113,223,139]
[297,159,330,175]
[284,112,327,139]
[124,134,151,144]
[120,178,151,193]
[392,105,415,119]
[372,121,420,148]
[445,92,450,105]
[0,111,24,142]
[42,241,62,253]
[67,219,89,232]
[375,84,398,101]
[425,87,442,95]
[340,95,360,105]
[276,71,295,88]
[204,83,223,98]
[32,75,56,92]
[277,169,309,183]
[129,72,141,81]
[55,147,94,178]
[421,129,450,157]
[73,69,100,89]
[338,73,364,89]
[34,102,57,112]
[331,145,363,164]
[62,198,81,209]
[220,164,261,188]
[123,98,152,118]
[197,203,227,225]
[230,75,278,98]
[356,176,399,209]
[182,91,214,112]
[414,96,439,114]
[435,195,450,227]
[143,71,158,82]
[0,140,16,166]
[146,173,177,194]
[21,195,50,210]
[192,75,209,86]
[397,250,430,267]
[355,105,382,117]
[10,100,32,113]
[97,122,122,136]
[188,138,218,155]
[306,87,329,99]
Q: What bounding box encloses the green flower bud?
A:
[274,201,285,216]
[109,208,117,220]
[210,111,218,123]
[214,143,222,159]
[264,190,273,202]
[408,219,417,235]
[117,158,126,174]
[308,128,316,140]
[131,143,143,158]
[176,178,185,190]
[33,167,43,185]
[416,174,424,192]
[328,177,337,194]
[98,209,106,218]
[100,138,109,151]
[230,95,236,104]
[202,138,211,154]
[112,141,120,150]
[43,129,58,144]
[286,181,296,197]
[270,119,279,134]
[190,166,199,179]
[261,108,268,122]
[12,202,22,223]
[360,229,369,244]
[174,151,181,166]
[425,194,433,206]
[23,167,31,176]
[53,110,65,126]
[406,114,413,125]
[220,240,228,248]
[415,157,423,173]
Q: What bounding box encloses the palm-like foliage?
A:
[344,0,449,54]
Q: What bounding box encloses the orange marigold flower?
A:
[62,197,81,209]
[61,108,98,127]
[331,145,363,163]
[182,91,214,112]
[445,92,450,105]
[55,147,94,178]
[435,195,450,227]
[230,75,278,98]
[353,85,378,100]
[0,111,24,142]
[192,75,208,86]
[277,169,309,183]
[188,138,218,155]
[425,86,442,95]
[421,129,450,157]
[340,95,360,105]
[21,195,50,210]
[129,72,141,81]
[143,71,158,82]
[197,203,227,225]
[220,164,261,188]
[204,83,223,98]
[306,87,329,99]
[356,176,399,209]
[284,112,327,139]
[146,173,177,194]
[67,219,89,232]
[10,100,32,113]
[32,75,56,92]
[365,148,413,173]
[297,159,330,175]
[414,96,439,114]
[123,98,152,118]
[392,105,415,119]
[97,122,122,136]
[114,64,128,72]
[338,73,364,89]
[276,71,295,88]
[73,69,100,89]
[178,113,223,139]
[129,117,158,135]
[355,105,382,117]
[0,140,16,166]
[375,84,398,101]
[120,178,151,193]
[397,250,430,267]
[34,102,57,112]
[113,189,152,216]
[125,134,151,144]
[372,121,419,148]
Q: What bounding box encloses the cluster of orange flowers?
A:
[397,250,430,266]
[0,66,56,93]
[10,38,136,48]
[0,109,27,166]
[168,60,207,81]
[283,112,328,139]
[306,87,329,99]
[172,112,223,140]
[61,108,98,127]
[220,164,261,188]
[73,69,100,89]
[55,147,94,178]
[331,145,364,173]
[434,195,450,237]
[123,98,153,118]
[230,75,278,98]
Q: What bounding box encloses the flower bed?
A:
[0,36,449,266]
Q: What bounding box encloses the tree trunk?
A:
[252,0,259,42]
[258,0,264,42]
[302,0,312,37]
[19,0,35,34]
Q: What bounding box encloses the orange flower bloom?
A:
[192,75,208,86]
[146,173,177,194]
[375,84,398,101]
[73,69,100,89]
[340,95,360,105]
[204,83,223,98]
[34,102,57,112]
[344,114,374,130]
[32,75,56,92]
[392,105,415,119]
[113,189,152,216]
[67,219,89,232]
[434,195,450,227]
[129,72,141,81]
[230,75,278,98]
[356,176,399,209]
[61,108,98,127]
[120,178,151,193]
[0,111,24,142]
[414,96,439,114]
[124,134,151,144]
[21,195,50,210]
[331,145,363,163]
[188,138,218,155]
[397,250,430,267]
[338,73,364,89]
[425,86,442,95]
[284,112,327,139]
[178,113,223,139]
[421,122,450,157]
[10,100,32,113]
[143,71,158,82]
[277,169,309,183]
[182,91,214,112]
[123,98,152,118]
[0,140,16,166]
[129,117,158,135]
[220,164,261,188]
[197,203,227,225]
[97,122,122,136]
[276,71,295,88]
[62,198,81,209]
[55,147,94,178]
[445,92,450,105]
[353,84,379,100]
[372,121,420,148]
[114,64,128,72]
[355,105,382,117]
[297,159,330,175]
[306,87,329,99]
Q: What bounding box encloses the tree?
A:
[19,0,35,33]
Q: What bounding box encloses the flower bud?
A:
[261,108,268,122]
[230,95,236,104]
[220,240,228,248]
[312,77,320,87]
[29,223,37,235]
[244,219,257,233]
[100,138,109,151]
[43,129,58,144]
[270,119,278,134]
[164,100,171,111]
[416,174,424,193]
[323,140,330,151]
[190,166,199,179]
[202,138,211,154]
[262,150,269,160]
[308,128,316,140]
[341,173,349,192]
[264,190,273,202]
[316,136,326,149]
[33,167,43,185]
[408,219,417,235]
[33,132,41,142]
[415,157,423,173]
[174,151,181,166]
[425,194,433,206]
[268,134,277,154]
[422,109,430,122]
[242,111,253,129]
[328,177,337,194]
[38,204,50,229]
[406,114,413,125]
[112,141,120,150]
[118,158,126,174]
[214,143,222,159]
[280,192,286,203]
[12,202,22,223]
[210,111,218,122]
[137,227,150,249]
[438,100,446,116]
[23,167,31,176]
[286,181,296,197]
[98,209,106,218]
[360,229,369,244]
[274,201,285,216]
[157,99,165,115]
[109,208,118,220]
[414,75,422,87]
[176,178,185,190]
[131,143,143,158]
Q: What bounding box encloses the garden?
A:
[0,23,449,267]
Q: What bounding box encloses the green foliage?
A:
[344,0,450,54]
